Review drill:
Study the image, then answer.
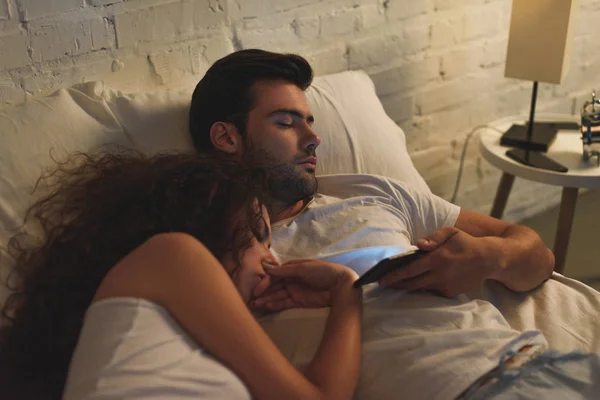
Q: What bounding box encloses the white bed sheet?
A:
[472,273,600,354]
[257,274,600,399]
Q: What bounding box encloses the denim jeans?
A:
[465,349,600,399]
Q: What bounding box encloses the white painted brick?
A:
[148,48,193,85]
[411,146,452,177]
[348,34,402,68]
[22,52,115,95]
[237,16,278,31]
[480,39,506,68]
[428,106,472,137]
[405,106,472,154]
[438,159,488,203]
[434,0,485,12]
[21,71,58,94]
[467,94,504,128]
[67,54,114,83]
[402,24,431,54]
[320,9,360,37]
[235,20,298,49]
[90,17,112,50]
[441,47,482,80]
[193,0,228,29]
[386,0,431,20]
[292,15,320,40]
[19,0,83,21]
[493,84,538,116]
[416,77,477,114]
[379,93,415,122]
[288,0,374,20]
[90,0,122,6]
[114,1,226,48]
[454,169,502,212]
[423,159,459,196]
[199,33,234,64]
[30,19,93,62]
[238,0,320,18]
[114,2,188,48]
[463,8,500,41]
[370,58,439,96]
[434,164,482,202]
[539,97,575,116]
[348,25,429,69]
[430,14,463,48]
[0,74,25,104]
[0,31,29,69]
[0,84,25,104]
[303,43,347,76]
[1,0,9,19]
[359,4,385,29]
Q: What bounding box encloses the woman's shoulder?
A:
[65,296,252,400]
[93,232,215,305]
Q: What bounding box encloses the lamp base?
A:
[506,149,568,173]
[500,123,558,152]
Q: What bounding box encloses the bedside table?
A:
[479,114,600,274]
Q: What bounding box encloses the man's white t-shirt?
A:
[268,173,547,400]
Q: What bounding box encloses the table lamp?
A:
[502,0,579,172]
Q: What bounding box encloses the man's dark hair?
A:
[189,49,314,152]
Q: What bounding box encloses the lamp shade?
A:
[505,0,578,84]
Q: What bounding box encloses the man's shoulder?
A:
[316,173,425,199]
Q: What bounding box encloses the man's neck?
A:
[271,198,310,223]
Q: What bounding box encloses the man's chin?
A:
[296,164,317,176]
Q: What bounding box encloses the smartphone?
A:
[352,249,428,288]
[506,149,568,173]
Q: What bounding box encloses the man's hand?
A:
[379,226,499,297]
[250,259,357,312]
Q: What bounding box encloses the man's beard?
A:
[242,144,318,206]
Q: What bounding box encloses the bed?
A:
[1,69,599,395]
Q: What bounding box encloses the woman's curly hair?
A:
[0,150,271,400]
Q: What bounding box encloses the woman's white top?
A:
[62,297,251,400]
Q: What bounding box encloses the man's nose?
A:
[302,125,321,150]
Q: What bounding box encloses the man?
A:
[189,49,553,296]
[188,49,598,399]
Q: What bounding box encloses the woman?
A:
[0,151,362,400]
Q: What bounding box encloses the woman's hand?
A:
[250,259,357,312]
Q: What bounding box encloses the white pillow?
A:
[100,70,429,192]
[307,71,429,192]
[100,86,195,156]
[0,83,126,307]
[0,83,126,239]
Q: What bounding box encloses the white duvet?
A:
[258,273,600,399]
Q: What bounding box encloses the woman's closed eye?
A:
[257,219,271,249]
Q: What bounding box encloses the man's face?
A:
[241,80,321,205]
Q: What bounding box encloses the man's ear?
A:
[209,122,242,154]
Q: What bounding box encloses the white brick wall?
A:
[1,0,600,222]
[0,0,10,19]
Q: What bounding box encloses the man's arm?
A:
[453,209,554,291]
[380,209,554,295]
